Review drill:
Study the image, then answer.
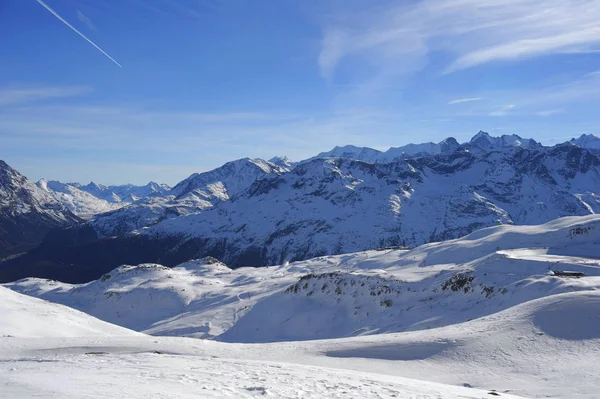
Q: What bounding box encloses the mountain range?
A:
[0,161,81,259]
[1,131,599,282]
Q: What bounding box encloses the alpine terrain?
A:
[3,213,600,398]
[0,161,81,259]
[2,132,600,283]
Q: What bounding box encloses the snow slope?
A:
[0,335,524,399]
[3,215,600,398]
[1,291,597,398]
[8,215,600,342]
[0,286,138,338]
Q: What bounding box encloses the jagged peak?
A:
[570,133,600,150]
[470,131,493,142]
[269,156,293,166]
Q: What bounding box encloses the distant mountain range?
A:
[1,132,599,282]
[35,179,171,219]
[0,161,81,259]
[312,131,542,162]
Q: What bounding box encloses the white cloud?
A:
[319,0,600,78]
[448,97,482,105]
[489,104,515,116]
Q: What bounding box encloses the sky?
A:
[1,0,600,185]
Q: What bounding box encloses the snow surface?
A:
[0,286,138,338]
[0,334,525,398]
[3,215,600,398]
[8,215,600,341]
[1,290,598,398]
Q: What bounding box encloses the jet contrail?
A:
[36,0,122,67]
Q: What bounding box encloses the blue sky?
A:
[2,0,600,185]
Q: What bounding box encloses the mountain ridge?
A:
[0,160,81,258]
[2,134,600,283]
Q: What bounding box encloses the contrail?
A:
[36,0,121,67]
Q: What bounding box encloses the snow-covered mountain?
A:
[313,145,386,163]
[313,132,538,163]
[88,157,289,237]
[570,133,600,153]
[76,181,170,203]
[169,157,287,200]
[36,179,122,219]
[268,155,295,168]
[0,160,81,259]
[36,179,172,219]
[3,135,600,283]
[135,143,600,267]
[465,131,542,155]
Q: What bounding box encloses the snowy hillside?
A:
[0,160,80,258]
[2,288,595,398]
[3,215,600,398]
[0,286,138,338]
[0,333,526,399]
[222,214,600,342]
[8,215,600,342]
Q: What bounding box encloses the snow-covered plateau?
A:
[3,214,600,398]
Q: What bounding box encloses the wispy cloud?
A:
[536,109,564,117]
[76,10,97,31]
[448,97,483,105]
[0,85,90,106]
[319,0,600,79]
[36,0,121,67]
[489,104,515,116]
